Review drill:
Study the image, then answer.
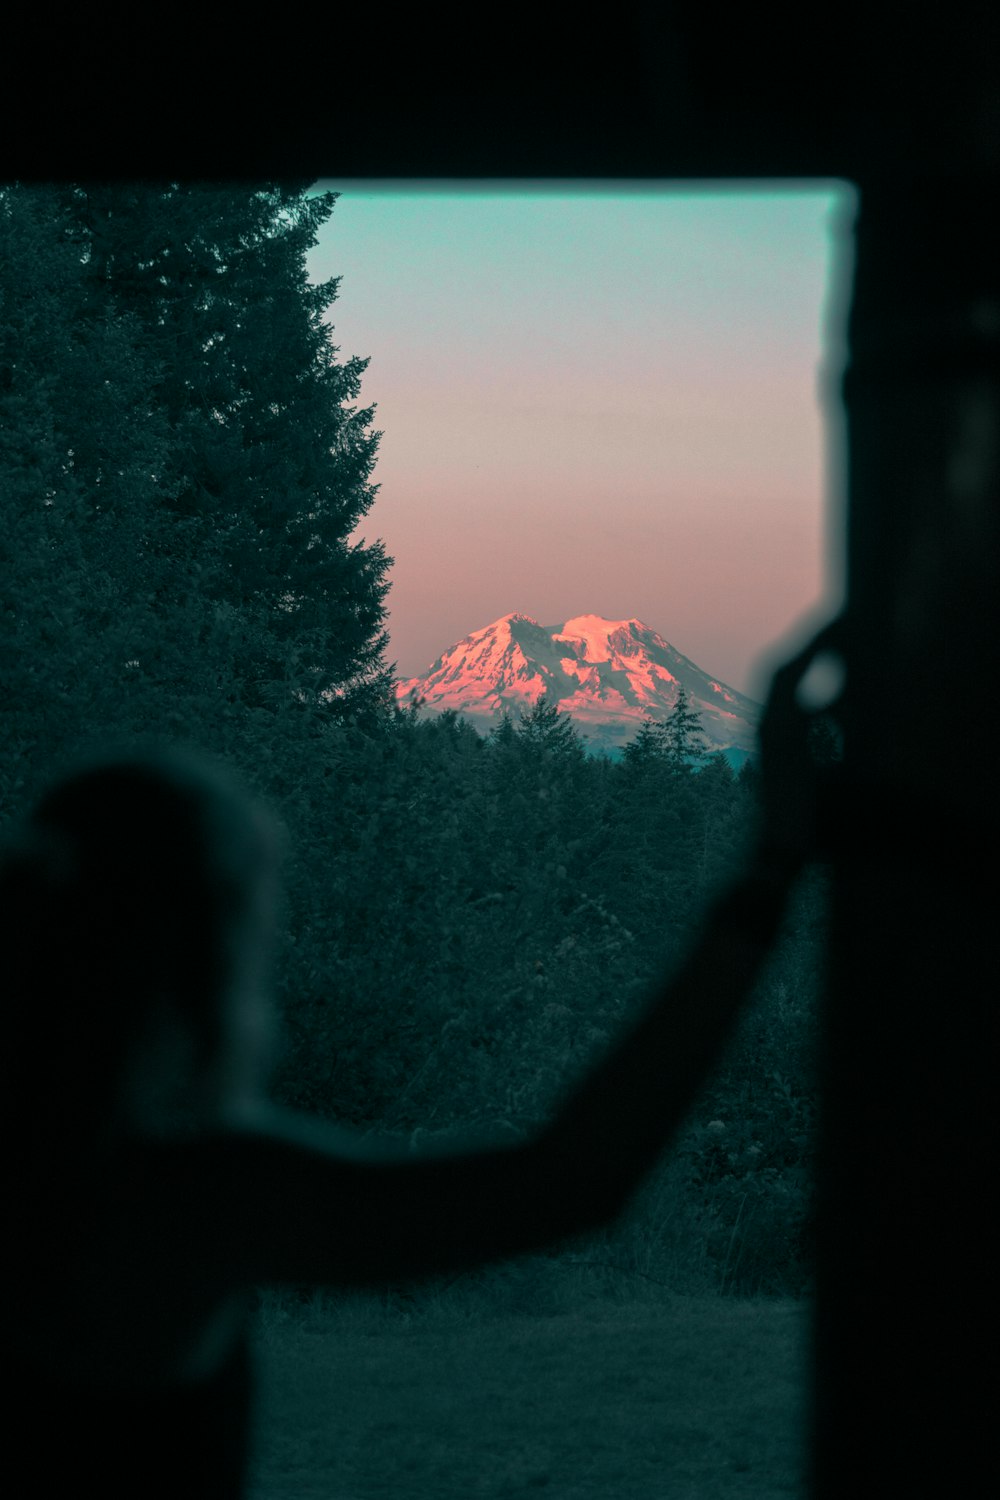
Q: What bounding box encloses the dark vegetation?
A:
[274,701,824,1299]
[1,182,821,1302]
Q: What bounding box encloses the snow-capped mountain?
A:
[395,613,759,759]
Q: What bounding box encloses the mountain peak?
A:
[398,611,759,757]
[554,615,651,661]
[560,613,644,633]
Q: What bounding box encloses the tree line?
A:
[272,696,823,1295]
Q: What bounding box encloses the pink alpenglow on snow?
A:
[396,613,760,760]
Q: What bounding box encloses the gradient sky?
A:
[307,183,856,699]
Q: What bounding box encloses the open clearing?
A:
[249,1294,808,1499]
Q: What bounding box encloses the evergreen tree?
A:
[487,708,518,751]
[1,184,181,800]
[661,688,710,770]
[515,695,584,759]
[622,716,666,767]
[75,182,393,719]
[1,183,392,817]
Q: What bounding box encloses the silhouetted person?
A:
[4,623,843,1497]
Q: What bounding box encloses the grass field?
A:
[248,1288,809,1499]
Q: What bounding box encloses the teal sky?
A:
[308,183,856,697]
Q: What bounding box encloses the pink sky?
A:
[308,184,855,697]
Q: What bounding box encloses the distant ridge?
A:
[395,612,759,759]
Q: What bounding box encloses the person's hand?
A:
[756,616,848,866]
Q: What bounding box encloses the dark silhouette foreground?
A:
[4,624,842,1497]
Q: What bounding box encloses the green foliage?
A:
[622,717,665,766]
[661,687,710,767]
[512,694,585,761]
[1,182,392,819]
[270,705,821,1298]
[628,688,712,771]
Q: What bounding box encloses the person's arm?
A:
[528,839,802,1235]
[208,846,795,1291]
[212,622,843,1291]
[531,616,845,1228]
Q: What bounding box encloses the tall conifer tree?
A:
[77,182,392,715]
[1,182,392,813]
[516,695,584,759]
[661,687,709,769]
